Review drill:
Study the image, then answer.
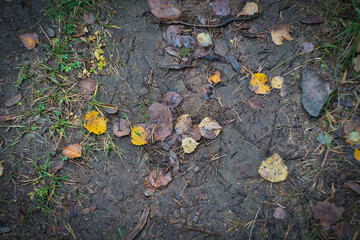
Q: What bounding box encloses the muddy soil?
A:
[1,0,359,239]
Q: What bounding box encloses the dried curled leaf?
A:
[145,168,172,192]
[208,70,221,85]
[62,143,82,159]
[162,91,182,108]
[258,153,288,183]
[131,125,149,146]
[113,118,131,137]
[18,32,39,50]
[271,76,284,89]
[250,73,271,95]
[239,2,259,16]
[270,25,293,45]
[199,117,222,139]
[84,111,107,135]
[182,137,199,154]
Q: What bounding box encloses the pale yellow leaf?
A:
[271,25,293,45]
[271,76,284,89]
[239,2,259,16]
[258,153,288,183]
[182,137,199,153]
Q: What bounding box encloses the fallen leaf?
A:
[239,2,259,16]
[212,0,230,16]
[80,78,96,101]
[44,26,55,37]
[258,153,288,183]
[179,125,201,142]
[271,76,284,89]
[169,150,179,172]
[165,25,194,48]
[353,55,360,73]
[302,42,314,53]
[18,32,39,50]
[208,70,221,85]
[249,73,271,95]
[0,162,3,177]
[182,137,199,153]
[83,12,96,24]
[316,132,332,146]
[51,161,64,173]
[336,222,352,240]
[162,91,182,108]
[5,93,22,107]
[40,121,52,135]
[343,120,360,145]
[62,143,82,159]
[131,125,149,146]
[273,207,286,220]
[344,181,360,195]
[81,206,96,215]
[197,32,212,47]
[348,131,360,142]
[271,25,293,45]
[84,111,107,135]
[148,103,173,142]
[312,201,344,227]
[145,168,172,192]
[354,149,360,161]
[247,99,264,110]
[301,16,325,24]
[200,83,217,100]
[148,0,182,21]
[175,114,192,135]
[199,117,222,139]
[0,115,15,123]
[113,118,131,137]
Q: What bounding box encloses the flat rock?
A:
[300,69,331,117]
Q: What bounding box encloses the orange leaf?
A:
[355,149,360,161]
[250,73,271,95]
[208,70,222,84]
[84,111,107,135]
[18,33,39,50]
[62,143,82,159]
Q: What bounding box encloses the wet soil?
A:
[0,0,359,239]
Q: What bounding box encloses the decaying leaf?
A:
[343,120,360,145]
[148,0,182,21]
[84,111,107,135]
[175,114,192,135]
[0,115,15,123]
[336,222,352,240]
[312,201,344,227]
[145,168,172,192]
[4,93,21,107]
[18,32,39,50]
[200,83,217,100]
[162,91,182,108]
[0,162,3,177]
[199,117,222,139]
[270,25,293,45]
[179,125,201,142]
[273,207,286,220]
[131,125,149,146]
[250,73,271,95]
[44,26,55,37]
[301,16,325,24]
[182,137,199,153]
[62,143,82,159]
[212,0,230,16]
[247,99,264,110]
[208,70,221,85]
[197,32,212,47]
[113,118,131,137]
[271,76,284,89]
[169,150,179,172]
[148,103,173,141]
[165,25,194,48]
[83,12,96,24]
[344,181,360,195]
[258,153,288,183]
[80,78,96,101]
[239,2,259,16]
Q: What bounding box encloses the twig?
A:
[248,204,261,240]
[125,205,151,240]
[183,225,222,237]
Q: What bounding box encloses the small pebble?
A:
[193,166,200,173]
[144,189,154,197]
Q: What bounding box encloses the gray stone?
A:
[300,69,332,117]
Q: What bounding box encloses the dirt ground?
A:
[0,0,359,239]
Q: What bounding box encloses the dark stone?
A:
[300,69,332,117]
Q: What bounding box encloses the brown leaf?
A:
[162,91,182,108]
[148,103,173,142]
[344,181,360,195]
[212,0,230,16]
[144,168,172,192]
[83,12,96,24]
[301,16,325,24]
[81,207,96,215]
[273,207,286,220]
[0,115,15,123]
[51,161,64,173]
[175,114,192,135]
[247,99,264,110]
[335,222,352,240]
[5,93,22,107]
[169,150,179,172]
[113,118,131,137]
[44,26,55,37]
[199,117,222,139]
[312,201,344,227]
[80,78,96,101]
[62,143,82,159]
[148,0,182,21]
[200,84,216,100]
[18,33,39,50]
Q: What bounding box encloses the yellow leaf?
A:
[197,32,212,47]
[271,25,293,45]
[239,2,259,16]
[250,73,271,95]
[208,70,222,84]
[0,161,3,177]
[182,137,199,154]
[131,125,149,146]
[62,143,82,159]
[258,153,288,183]
[355,149,360,161]
[271,76,284,89]
[84,111,107,135]
[199,117,222,139]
